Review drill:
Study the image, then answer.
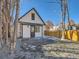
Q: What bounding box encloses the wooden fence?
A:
[44,30,79,42]
[44,30,62,38]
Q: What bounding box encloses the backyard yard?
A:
[14,37,79,59]
[0,37,79,59]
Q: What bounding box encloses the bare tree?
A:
[0,0,20,53]
[45,20,54,31]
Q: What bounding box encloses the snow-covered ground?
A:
[0,36,79,59]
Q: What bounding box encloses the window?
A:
[27,25,29,28]
[35,26,40,32]
[31,13,35,20]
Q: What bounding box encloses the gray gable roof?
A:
[18,8,45,25]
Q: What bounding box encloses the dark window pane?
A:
[31,13,35,20]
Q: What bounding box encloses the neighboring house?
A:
[65,19,76,30]
[59,19,77,30]
[76,24,79,30]
[53,26,60,31]
[45,20,60,31]
[45,20,54,31]
[17,8,45,38]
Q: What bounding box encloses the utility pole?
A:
[60,0,70,40]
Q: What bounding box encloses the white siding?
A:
[35,26,42,37]
[17,23,21,38]
[19,9,44,25]
[43,25,45,37]
[23,25,30,38]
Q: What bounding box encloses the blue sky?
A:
[20,0,79,25]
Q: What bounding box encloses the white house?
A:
[17,8,45,38]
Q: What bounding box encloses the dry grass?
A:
[44,30,62,38]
